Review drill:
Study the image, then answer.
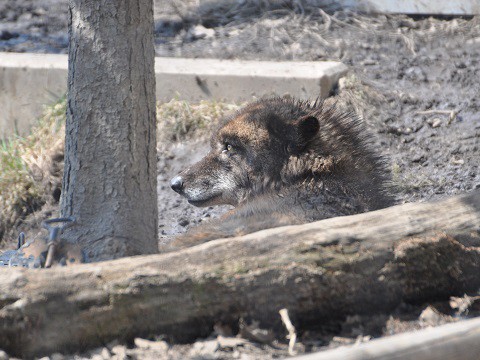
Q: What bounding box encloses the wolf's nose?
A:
[170,176,184,193]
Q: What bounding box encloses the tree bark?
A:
[0,190,479,358]
[61,0,158,260]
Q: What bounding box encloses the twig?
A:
[318,8,332,31]
[279,308,297,356]
[416,109,459,124]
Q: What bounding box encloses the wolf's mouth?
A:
[187,199,211,207]
[187,193,222,207]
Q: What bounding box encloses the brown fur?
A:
[167,97,394,250]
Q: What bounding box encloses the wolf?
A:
[168,97,394,249]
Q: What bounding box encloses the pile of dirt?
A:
[1,1,479,359]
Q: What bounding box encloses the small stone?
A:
[17,13,33,21]
[106,339,119,350]
[239,321,274,344]
[214,322,233,337]
[0,350,8,360]
[411,154,425,164]
[419,306,446,326]
[178,218,189,227]
[431,118,442,128]
[361,59,377,66]
[188,25,215,40]
[89,347,111,360]
[33,7,47,16]
[466,37,480,45]
[110,345,128,360]
[217,336,247,349]
[101,347,111,359]
[0,30,18,41]
[134,338,169,352]
[189,339,219,359]
[450,294,480,314]
[50,353,64,360]
[451,157,464,165]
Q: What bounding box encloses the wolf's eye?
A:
[223,143,233,153]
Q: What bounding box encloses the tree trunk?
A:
[61,0,158,260]
[0,191,479,358]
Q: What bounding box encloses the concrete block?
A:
[154,57,347,103]
[0,52,347,138]
[0,53,67,139]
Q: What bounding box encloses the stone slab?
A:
[0,52,347,138]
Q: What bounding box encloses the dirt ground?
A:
[1,1,480,359]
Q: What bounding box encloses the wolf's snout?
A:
[170,176,184,193]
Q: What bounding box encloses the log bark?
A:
[61,0,158,260]
[0,190,479,358]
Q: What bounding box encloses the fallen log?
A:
[293,316,480,360]
[0,190,479,358]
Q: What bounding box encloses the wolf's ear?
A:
[295,115,319,143]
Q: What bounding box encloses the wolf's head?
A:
[170,98,323,207]
[170,97,391,209]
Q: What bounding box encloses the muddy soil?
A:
[1,1,479,359]
[156,5,480,241]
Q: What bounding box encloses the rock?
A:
[0,350,8,360]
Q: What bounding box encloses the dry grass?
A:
[0,98,238,242]
[0,98,66,240]
[157,99,239,143]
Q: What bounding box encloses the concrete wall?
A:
[0,52,347,139]
[340,0,480,15]
[0,53,67,138]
